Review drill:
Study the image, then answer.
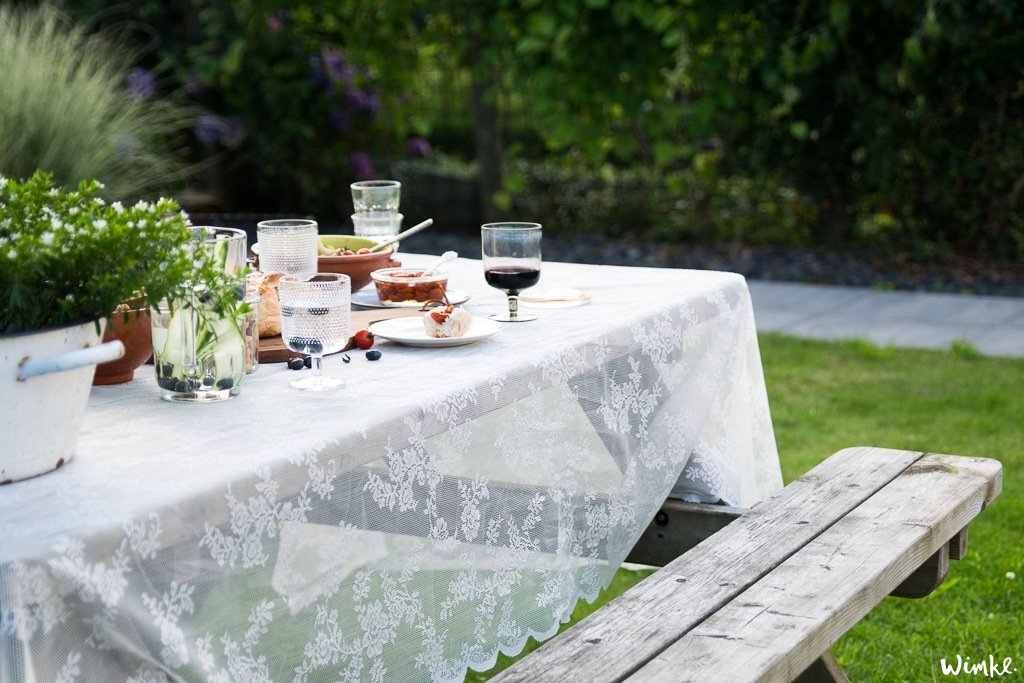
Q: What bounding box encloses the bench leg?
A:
[890,525,969,599]
[794,650,850,683]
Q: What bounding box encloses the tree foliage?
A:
[59,0,1024,259]
[60,0,423,218]
[737,1,1024,257]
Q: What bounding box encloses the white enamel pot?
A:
[0,321,123,483]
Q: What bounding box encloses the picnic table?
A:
[0,254,783,681]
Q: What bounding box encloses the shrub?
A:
[394,152,816,249]
[0,3,192,199]
[61,2,422,221]
[729,1,1024,258]
[0,171,240,334]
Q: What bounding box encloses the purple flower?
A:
[349,152,376,179]
[125,68,156,101]
[196,114,222,147]
[220,117,247,149]
[345,88,368,111]
[196,114,247,149]
[328,107,352,132]
[346,88,380,115]
[184,72,204,97]
[267,16,283,32]
[407,136,432,157]
[364,93,382,115]
[321,48,354,84]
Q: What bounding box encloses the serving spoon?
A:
[370,218,433,253]
[430,250,458,270]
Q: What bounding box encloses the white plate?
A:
[519,288,592,309]
[368,316,501,348]
[351,287,471,309]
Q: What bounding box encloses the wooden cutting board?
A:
[258,307,424,363]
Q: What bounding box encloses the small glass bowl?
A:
[371,267,448,304]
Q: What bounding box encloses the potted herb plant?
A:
[0,171,242,483]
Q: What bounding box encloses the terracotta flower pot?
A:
[93,308,152,385]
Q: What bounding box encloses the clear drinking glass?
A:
[352,212,403,252]
[279,273,351,391]
[481,222,542,322]
[242,279,260,374]
[350,180,401,214]
[256,218,319,276]
[151,227,248,402]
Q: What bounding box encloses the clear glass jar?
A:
[151,301,247,401]
[243,281,260,374]
[151,227,248,402]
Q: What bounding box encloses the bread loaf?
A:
[248,271,283,337]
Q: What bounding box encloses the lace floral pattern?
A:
[0,257,782,681]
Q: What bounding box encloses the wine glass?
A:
[279,273,351,391]
[481,222,542,322]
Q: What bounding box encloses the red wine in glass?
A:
[481,222,542,322]
[484,266,541,293]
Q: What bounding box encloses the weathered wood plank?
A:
[491,446,926,683]
[626,454,1003,683]
[625,500,745,567]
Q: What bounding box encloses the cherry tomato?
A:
[353,329,375,349]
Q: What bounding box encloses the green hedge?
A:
[59,1,1023,260]
[394,154,817,248]
[682,0,1024,259]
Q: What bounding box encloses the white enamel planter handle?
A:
[17,340,124,381]
[1,322,126,483]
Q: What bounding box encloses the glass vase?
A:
[151,227,248,402]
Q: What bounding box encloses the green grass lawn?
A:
[761,333,1023,681]
[476,333,1023,681]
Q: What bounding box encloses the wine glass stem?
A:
[312,355,324,388]
[507,294,520,320]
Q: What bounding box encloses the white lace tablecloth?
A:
[0,255,782,683]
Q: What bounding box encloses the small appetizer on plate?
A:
[423,304,473,338]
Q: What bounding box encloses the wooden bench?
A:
[491,446,1003,683]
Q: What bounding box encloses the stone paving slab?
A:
[748,280,1024,357]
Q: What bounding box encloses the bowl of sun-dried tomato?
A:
[370,267,448,305]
